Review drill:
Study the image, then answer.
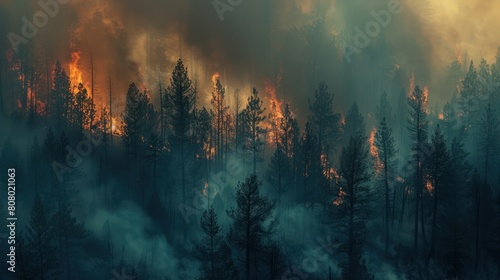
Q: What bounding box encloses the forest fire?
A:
[27,87,46,115]
[202,142,216,160]
[425,179,434,195]
[321,152,339,183]
[69,51,86,95]
[211,72,220,86]
[333,186,346,206]
[2,1,499,278]
[422,86,429,111]
[408,72,415,97]
[111,117,122,135]
[369,127,383,176]
[264,80,284,145]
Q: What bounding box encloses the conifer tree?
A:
[458,61,480,130]
[55,197,90,280]
[227,175,277,280]
[335,133,373,280]
[26,194,58,279]
[50,61,72,131]
[407,85,429,254]
[309,82,341,154]
[196,206,236,280]
[211,79,229,171]
[72,83,95,140]
[300,122,321,207]
[166,59,196,240]
[121,83,158,163]
[374,118,397,249]
[244,88,266,175]
[426,125,450,260]
[343,102,366,147]
[478,104,500,184]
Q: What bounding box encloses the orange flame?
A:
[425,178,434,194]
[408,71,415,97]
[111,117,123,136]
[333,187,346,206]
[69,51,83,93]
[212,72,220,86]
[422,86,429,113]
[68,50,92,97]
[321,152,339,182]
[202,181,209,196]
[264,80,284,145]
[27,87,46,115]
[202,142,215,159]
[369,127,383,176]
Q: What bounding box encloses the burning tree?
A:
[407,85,429,255]
[72,83,95,140]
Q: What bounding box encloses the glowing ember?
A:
[203,142,215,159]
[27,87,46,115]
[321,152,339,182]
[369,127,383,176]
[426,179,434,194]
[333,187,346,206]
[202,181,208,196]
[422,86,429,114]
[408,72,415,97]
[321,152,329,178]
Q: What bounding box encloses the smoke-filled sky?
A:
[1,0,499,119]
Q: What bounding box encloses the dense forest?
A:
[1,0,500,279]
